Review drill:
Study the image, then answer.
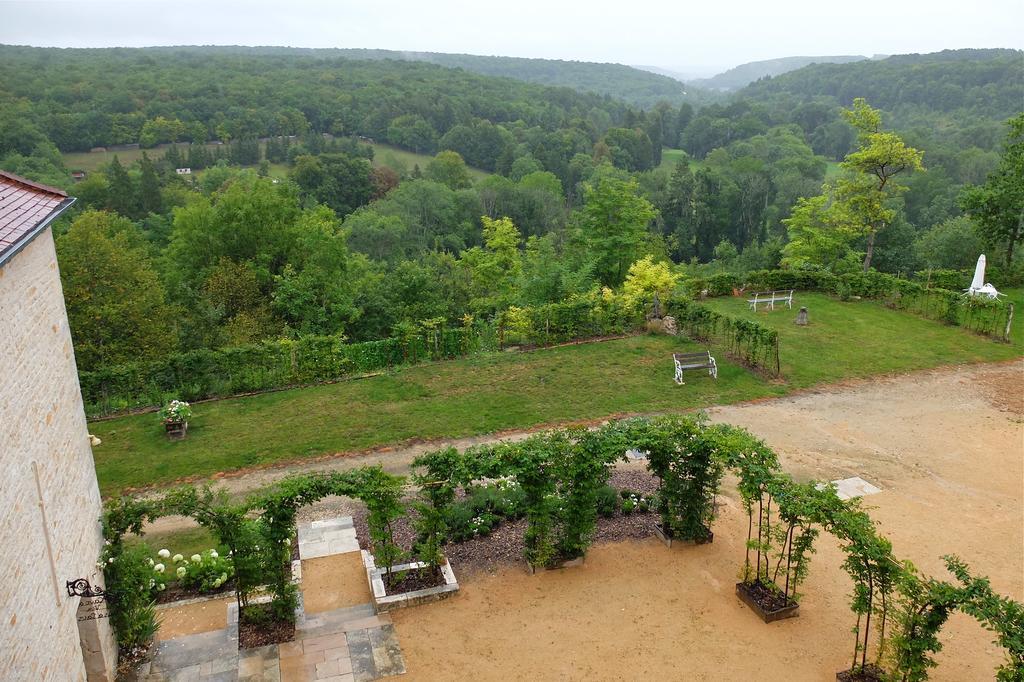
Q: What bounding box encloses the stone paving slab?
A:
[299,516,360,559]
[147,626,239,681]
[819,476,883,500]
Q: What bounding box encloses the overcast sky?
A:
[1,0,1021,76]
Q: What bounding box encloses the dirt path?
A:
[142,360,1023,539]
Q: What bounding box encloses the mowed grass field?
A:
[657,148,841,180]
[63,140,489,180]
[90,291,1022,496]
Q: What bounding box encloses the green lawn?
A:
[90,293,1021,497]
[64,141,489,181]
[658,148,705,173]
[370,142,490,180]
[702,290,1022,386]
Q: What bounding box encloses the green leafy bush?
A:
[596,485,619,518]
[706,272,740,297]
[102,543,159,653]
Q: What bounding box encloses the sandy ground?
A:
[390,361,1023,681]
[155,596,233,640]
[300,554,371,614]
[139,361,1023,678]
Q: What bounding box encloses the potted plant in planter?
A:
[160,400,192,440]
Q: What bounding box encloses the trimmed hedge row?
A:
[496,296,645,348]
[664,298,780,375]
[81,326,489,417]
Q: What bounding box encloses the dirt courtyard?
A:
[392,361,1023,681]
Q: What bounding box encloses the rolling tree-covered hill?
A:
[0,45,637,158]
[733,48,1023,161]
[331,49,703,107]
[740,49,1022,121]
[692,55,869,91]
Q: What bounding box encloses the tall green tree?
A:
[57,211,177,370]
[574,175,657,286]
[291,152,373,218]
[780,190,864,273]
[137,152,162,215]
[425,151,473,190]
[105,155,137,218]
[960,113,1024,266]
[459,216,523,314]
[838,98,924,271]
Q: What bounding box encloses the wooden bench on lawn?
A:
[673,350,718,385]
[747,289,794,311]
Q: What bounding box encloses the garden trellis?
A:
[100,417,1023,680]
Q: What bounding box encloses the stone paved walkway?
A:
[297,517,360,559]
[139,516,405,681]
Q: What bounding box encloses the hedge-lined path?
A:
[137,359,1021,541]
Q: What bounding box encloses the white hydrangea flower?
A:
[176,567,187,578]
[147,558,154,566]
[209,550,218,558]
[172,554,184,563]
[108,557,115,564]
[158,549,170,559]
[158,583,166,591]
[191,554,201,563]
[154,563,165,573]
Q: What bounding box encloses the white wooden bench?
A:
[673,351,717,385]
[747,289,794,311]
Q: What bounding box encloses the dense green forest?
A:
[1,45,1020,378]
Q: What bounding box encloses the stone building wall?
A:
[0,230,116,680]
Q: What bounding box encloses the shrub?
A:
[596,485,619,518]
[158,399,192,423]
[445,481,527,541]
[102,544,159,653]
[174,549,234,592]
[706,272,740,297]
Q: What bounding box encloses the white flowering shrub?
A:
[159,399,193,423]
[175,549,234,593]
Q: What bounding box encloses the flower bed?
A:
[362,551,459,613]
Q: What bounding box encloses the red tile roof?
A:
[0,170,72,264]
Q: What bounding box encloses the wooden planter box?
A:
[362,551,459,613]
[527,555,585,575]
[735,582,799,623]
[164,420,188,441]
[653,522,714,548]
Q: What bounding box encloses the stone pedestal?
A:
[795,307,809,326]
[77,598,117,681]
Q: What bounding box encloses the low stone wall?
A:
[362,552,459,613]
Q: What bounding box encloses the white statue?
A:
[966,254,1003,299]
